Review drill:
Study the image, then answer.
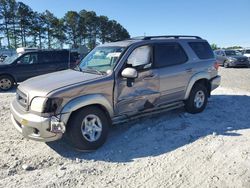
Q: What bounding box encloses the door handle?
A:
[143,74,155,80]
[186,68,193,73]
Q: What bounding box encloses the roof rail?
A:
[130,35,202,40]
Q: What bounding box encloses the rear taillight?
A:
[214,61,219,70]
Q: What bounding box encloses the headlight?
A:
[30,97,47,112]
[228,57,237,62]
[30,97,62,113]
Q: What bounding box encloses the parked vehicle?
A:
[232,48,244,55]
[0,49,17,63]
[11,35,221,150]
[214,49,250,68]
[0,49,16,58]
[243,48,250,60]
[0,48,79,91]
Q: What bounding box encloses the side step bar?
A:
[112,101,184,125]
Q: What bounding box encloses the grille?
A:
[16,88,28,110]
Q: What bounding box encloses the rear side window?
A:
[40,51,69,64]
[154,43,188,68]
[189,42,214,59]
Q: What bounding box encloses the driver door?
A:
[14,52,39,82]
[115,45,160,115]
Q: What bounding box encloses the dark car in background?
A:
[0,49,79,91]
[214,49,249,68]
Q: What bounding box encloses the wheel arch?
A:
[184,72,211,100]
[0,73,16,83]
[60,94,113,126]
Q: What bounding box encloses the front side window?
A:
[127,45,152,69]
[217,51,222,56]
[17,53,38,65]
[225,50,237,56]
[154,43,188,68]
[80,46,125,73]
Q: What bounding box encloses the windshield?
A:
[79,46,125,73]
[2,53,20,64]
[235,51,242,55]
[225,50,237,56]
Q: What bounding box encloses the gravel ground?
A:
[0,67,250,188]
[219,67,250,92]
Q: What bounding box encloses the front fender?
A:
[60,94,113,125]
[184,72,210,100]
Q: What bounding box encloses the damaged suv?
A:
[11,36,221,150]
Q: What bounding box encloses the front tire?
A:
[65,106,109,151]
[185,84,208,114]
[0,75,14,91]
[224,61,230,68]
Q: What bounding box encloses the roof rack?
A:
[130,35,202,40]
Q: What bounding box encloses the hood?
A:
[0,63,10,67]
[229,55,248,60]
[19,69,104,98]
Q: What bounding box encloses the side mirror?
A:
[121,67,138,79]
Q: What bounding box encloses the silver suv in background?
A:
[214,49,250,68]
[10,35,221,151]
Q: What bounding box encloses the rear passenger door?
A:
[154,42,192,104]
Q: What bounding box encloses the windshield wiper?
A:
[73,64,82,72]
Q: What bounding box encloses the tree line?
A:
[211,44,244,51]
[0,0,130,50]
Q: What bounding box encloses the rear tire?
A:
[185,84,208,114]
[0,75,14,91]
[65,106,109,151]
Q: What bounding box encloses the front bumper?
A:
[10,100,63,142]
[211,75,221,91]
[229,60,250,67]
